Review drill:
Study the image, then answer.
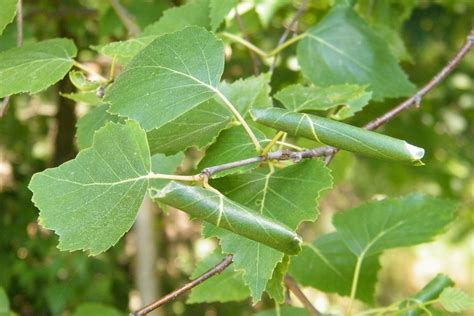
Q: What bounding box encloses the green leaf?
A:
[266,256,290,304]
[146,73,270,156]
[29,121,151,255]
[297,5,415,100]
[251,108,425,164]
[98,0,212,65]
[151,181,302,255]
[0,287,9,316]
[255,306,309,316]
[75,104,122,150]
[143,0,211,37]
[72,303,122,316]
[289,232,381,304]
[439,287,474,313]
[400,274,454,316]
[147,98,232,155]
[60,91,102,104]
[274,84,372,120]
[219,73,273,116]
[106,26,224,131]
[209,0,237,31]
[197,125,266,178]
[69,70,101,91]
[333,194,456,257]
[96,36,157,65]
[204,160,332,302]
[187,251,250,303]
[0,0,16,35]
[0,38,77,98]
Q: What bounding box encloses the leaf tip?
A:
[404,142,425,163]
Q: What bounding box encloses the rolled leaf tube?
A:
[251,108,424,164]
[399,274,454,316]
[151,181,302,255]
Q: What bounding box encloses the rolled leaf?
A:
[151,181,302,255]
[399,274,454,316]
[251,108,424,164]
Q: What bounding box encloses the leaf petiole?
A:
[268,33,307,56]
[261,131,285,156]
[220,32,267,58]
[212,88,262,153]
[72,60,108,82]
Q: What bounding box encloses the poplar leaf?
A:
[209,0,237,31]
[29,121,151,255]
[274,84,372,120]
[151,181,302,255]
[204,160,332,302]
[147,73,270,156]
[187,251,250,303]
[439,287,474,313]
[333,194,456,257]
[290,195,456,304]
[197,125,267,178]
[297,5,416,100]
[98,0,211,65]
[251,108,425,164]
[75,104,123,150]
[106,26,224,131]
[0,38,77,98]
[0,0,17,35]
[289,233,381,303]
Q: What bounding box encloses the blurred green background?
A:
[0,0,472,315]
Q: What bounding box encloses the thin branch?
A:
[109,0,140,37]
[16,0,23,46]
[131,255,233,316]
[235,6,260,75]
[364,30,474,131]
[285,275,322,316]
[270,0,309,72]
[0,0,23,118]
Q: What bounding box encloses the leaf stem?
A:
[348,255,364,315]
[72,61,108,82]
[147,173,202,182]
[262,131,285,156]
[213,88,262,152]
[220,32,267,58]
[269,33,307,57]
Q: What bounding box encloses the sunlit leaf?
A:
[29,121,151,255]
[106,26,224,131]
[297,4,415,100]
[0,38,77,98]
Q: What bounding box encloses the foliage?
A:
[0,0,473,315]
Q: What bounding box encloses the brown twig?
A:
[131,255,233,315]
[132,29,473,316]
[235,7,260,75]
[270,0,308,72]
[109,0,140,37]
[285,275,322,316]
[0,0,23,118]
